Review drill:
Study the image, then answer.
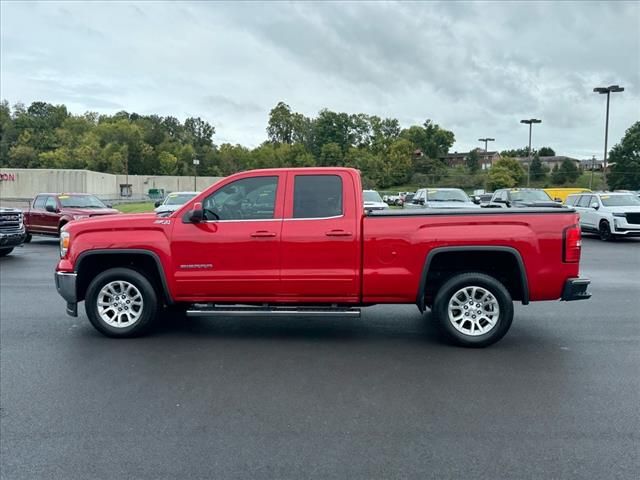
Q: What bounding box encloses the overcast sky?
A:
[1,1,639,158]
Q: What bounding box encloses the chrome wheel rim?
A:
[97,281,144,328]
[447,286,500,336]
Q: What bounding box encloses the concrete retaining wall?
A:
[0,168,223,202]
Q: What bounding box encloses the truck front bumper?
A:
[0,229,26,248]
[561,278,591,301]
[55,271,78,317]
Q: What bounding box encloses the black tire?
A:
[24,234,32,243]
[0,248,14,257]
[432,272,514,348]
[598,220,614,241]
[85,267,159,338]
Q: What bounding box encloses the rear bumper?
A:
[55,271,78,317]
[561,278,591,301]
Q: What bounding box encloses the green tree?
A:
[551,159,580,185]
[319,142,343,166]
[487,167,517,190]
[529,154,548,182]
[466,148,480,173]
[538,146,556,157]
[608,121,640,190]
[267,102,295,144]
[493,157,525,185]
[158,151,178,175]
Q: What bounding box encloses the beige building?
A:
[0,168,222,203]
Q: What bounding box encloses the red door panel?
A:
[169,173,285,301]
[280,172,360,302]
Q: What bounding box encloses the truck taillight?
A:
[563,224,581,263]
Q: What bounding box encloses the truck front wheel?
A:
[432,272,513,348]
[85,268,158,338]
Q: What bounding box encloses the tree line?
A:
[1,100,637,190]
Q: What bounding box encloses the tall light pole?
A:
[594,85,624,191]
[478,137,495,152]
[193,158,200,190]
[520,119,541,187]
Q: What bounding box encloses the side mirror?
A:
[591,202,599,210]
[45,204,57,213]
[554,197,562,203]
[105,203,112,208]
[189,202,204,223]
[472,196,481,205]
[154,200,162,208]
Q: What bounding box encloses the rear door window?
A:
[565,196,578,206]
[293,175,343,218]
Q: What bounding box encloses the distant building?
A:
[579,158,605,171]
[516,155,581,170]
[439,148,500,170]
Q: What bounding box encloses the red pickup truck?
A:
[55,167,590,347]
[24,193,119,240]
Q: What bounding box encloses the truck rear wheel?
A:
[85,267,158,338]
[432,272,513,348]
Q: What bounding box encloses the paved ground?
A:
[1,236,639,479]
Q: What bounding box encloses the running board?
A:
[186,304,361,318]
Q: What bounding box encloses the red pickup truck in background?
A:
[24,193,119,241]
[55,167,590,347]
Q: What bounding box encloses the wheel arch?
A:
[75,249,173,304]
[417,246,529,312]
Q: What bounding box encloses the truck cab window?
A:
[293,175,343,218]
[33,196,46,209]
[45,196,58,211]
[202,176,278,220]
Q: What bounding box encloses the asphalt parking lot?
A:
[1,236,639,479]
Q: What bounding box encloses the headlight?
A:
[60,231,70,258]
[73,215,89,220]
[612,213,626,218]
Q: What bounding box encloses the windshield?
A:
[600,194,640,207]
[164,193,198,206]
[510,190,552,202]
[363,191,383,202]
[58,195,106,208]
[426,189,470,202]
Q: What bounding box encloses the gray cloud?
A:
[1,0,638,156]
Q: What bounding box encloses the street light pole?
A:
[594,85,624,191]
[193,158,200,190]
[520,119,541,187]
[478,137,495,153]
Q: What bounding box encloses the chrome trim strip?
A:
[284,215,344,221]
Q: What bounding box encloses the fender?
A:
[416,245,530,312]
[75,248,174,304]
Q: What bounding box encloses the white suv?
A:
[566,192,640,241]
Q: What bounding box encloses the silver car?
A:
[405,188,480,209]
[154,192,199,215]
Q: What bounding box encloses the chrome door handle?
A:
[250,231,277,238]
[325,230,352,237]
